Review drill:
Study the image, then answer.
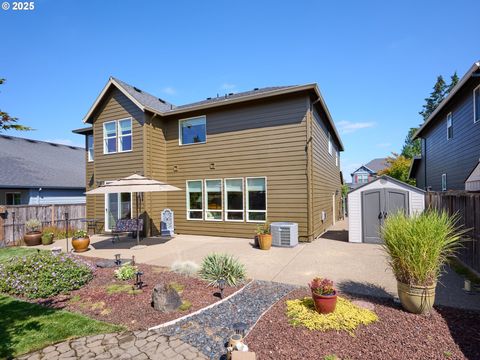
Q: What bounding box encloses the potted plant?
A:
[41,231,54,245]
[309,277,337,314]
[381,210,464,314]
[23,219,42,246]
[256,223,272,250]
[72,229,90,253]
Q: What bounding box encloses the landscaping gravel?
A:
[156,280,296,359]
[246,288,480,360]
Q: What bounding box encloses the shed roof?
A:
[0,135,85,189]
[347,175,425,195]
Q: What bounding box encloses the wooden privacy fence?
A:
[425,191,480,274]
[0,204,86,247]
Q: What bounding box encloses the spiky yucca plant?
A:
[199,253,246,287]
[381,210,465,287]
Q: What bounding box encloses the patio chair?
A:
[111,218,144,243]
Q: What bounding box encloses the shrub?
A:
[171,260,200,277]
[41,226,80,240]
[114,263,138,281]
[0,252,94,299]
[286,297,377,335]
[73,230,88,239]
[199,253,246,287]
[178,300,192,311]
[309,277,335,296]
[381,210,465,286]
[25,219,41,233]
[256,222,270,235]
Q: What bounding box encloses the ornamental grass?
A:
[286,297,378,335]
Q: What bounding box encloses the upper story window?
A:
[441,173,447,191]
[357,174,368,184]
[446,113,453,140]
[103,118,132,154]
[474,85,480,123]
[87,134,94,162]
[179,116,206,145]
[328,132,333,155]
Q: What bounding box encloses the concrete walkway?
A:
[38,219,480,310]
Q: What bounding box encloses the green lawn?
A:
[0,247,38,262]
[0,294,124,358]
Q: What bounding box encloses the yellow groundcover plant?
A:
[286,297,378,335]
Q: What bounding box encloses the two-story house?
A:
[410,61,480,191]
[347,158,388,190]
[73,77,343,241]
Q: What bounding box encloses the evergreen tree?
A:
[447,72,459,94]
[419,75,447,122]
[0,78,31,132]
[401,127,421,159]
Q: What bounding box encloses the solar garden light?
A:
[114,253,121,266]
[232,322,248,338]
[135,271,144,289]
[131,255,136,266]
[218,278,226,299]
[464,279,472,293]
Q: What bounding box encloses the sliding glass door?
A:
[105,193,132,231]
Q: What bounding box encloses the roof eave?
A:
[413,61,480,140]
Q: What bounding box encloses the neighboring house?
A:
[411,61,480,191]
[347,158,388,190]
[0,135,86,205]
[73,77,344,241]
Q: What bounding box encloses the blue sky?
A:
[1,0,479,180]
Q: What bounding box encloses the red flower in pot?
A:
[309,277,337,314]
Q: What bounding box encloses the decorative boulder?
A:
[151,284,182,312]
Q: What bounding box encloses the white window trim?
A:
[87,134,94,162]
[104,192,133,232]
[224,178,244,222]
[474,85,480,124]
[328,132,333,156]
[335,149,339,167]
[246,176,267,223]
[117,118,133,153]
[446,112,453,140]
[186,179,204,221]
[204,179,223,222]
[103,120,117,154]
[178,115,207,146]
[441,173,447,191]
[5,192,21,205]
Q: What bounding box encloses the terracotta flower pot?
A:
[24,231,42,246]
[258,234,272,250]
[397,281,436,314]
[72,236,90,253]
[312,291,337,314]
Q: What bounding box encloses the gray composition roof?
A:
[364,158,389,173]
[112,77,176,113]
[0,135,85,189]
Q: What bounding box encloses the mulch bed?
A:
[246,288,480,360]
[33,258,242,331]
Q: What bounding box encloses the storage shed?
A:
[347,176,425,243]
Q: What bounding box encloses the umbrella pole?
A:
[136,193,140,246]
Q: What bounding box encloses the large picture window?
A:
[103,121,117,154]
[87,134,94,161]
[246,177,267,222]
[187,180,203,220]
[225,178,244,221]
[205,179,222,221]
[118,119,132,152]
[179,116,206,145]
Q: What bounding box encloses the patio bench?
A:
[112,218,144,243]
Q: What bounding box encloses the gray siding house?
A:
[411,61,480,191]
[0,135,86,205]
[347,158,388,190]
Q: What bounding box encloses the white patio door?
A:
[105,193,132,231]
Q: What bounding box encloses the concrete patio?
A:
[38,219,480,310]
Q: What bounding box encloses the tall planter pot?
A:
[258,234,272,250]
[72,236,90,253]
[312,291,337,314]
[24,231,42,246]
[397,281,436,314]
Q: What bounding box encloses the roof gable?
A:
[348,175,425,195]
[351,165,375,176]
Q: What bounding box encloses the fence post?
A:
[65,212,69,252]
[0,206,5,246]
[51,204,55,226]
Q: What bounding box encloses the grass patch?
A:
[449,257,480,285]
[69,295,81,303]
[286,297,378,335]
[178,300,192,311]
[0,247,37,263]
[0,294,123,358]
[324,355,340,360]
[105,284,142,295]
[168,282,185,294]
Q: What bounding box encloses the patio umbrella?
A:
[85,174,181,245]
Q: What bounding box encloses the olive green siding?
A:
[84,87,342,241]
